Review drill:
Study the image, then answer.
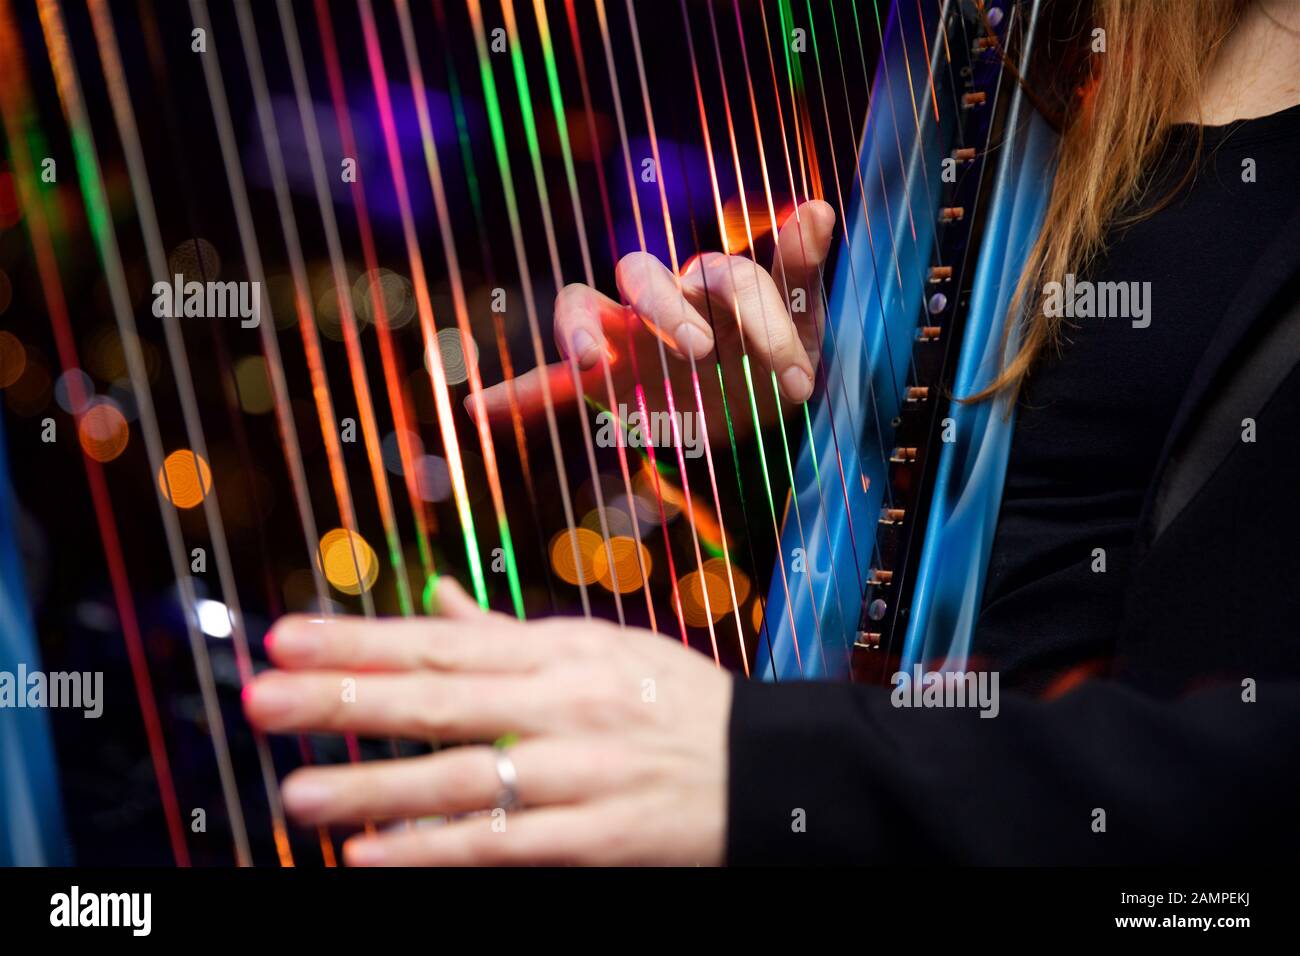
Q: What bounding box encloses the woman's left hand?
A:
[243,578,732,866]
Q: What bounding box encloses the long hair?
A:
[967,0,1248,403]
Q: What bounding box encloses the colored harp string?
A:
[0,0,190,866]
[0,0,965,859]
[33,0,269,865]
[135,0,344,865]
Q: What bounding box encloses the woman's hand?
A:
[471,199,836,444]
[244,578,733,865]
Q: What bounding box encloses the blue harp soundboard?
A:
[759,0,1057,683]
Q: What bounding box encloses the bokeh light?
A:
[0,331,26,388]
[677,566,732,628]
[317,528,379,596]
[705,557,750,611]
[54,368,94,414]
[414,454,451,502]
[592,535,652,594]
[581,503,637,539]
[196,599,233,639]
[77,398,130,462]
[550,527,603,587]
[167,238,221,282]
[432,327,477,386]
[352,268,416,330]
[158,449,212,509]
[233,355,274,414]
[381,429,424,476]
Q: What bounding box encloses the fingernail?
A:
[781,366,812,401]
[283,777,334,816]
[570,328,599,369]
[675,323,712,357]
[344,838,388,867]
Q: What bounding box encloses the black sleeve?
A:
[726,676,1300,864]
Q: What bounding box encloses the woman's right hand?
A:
[469,199,836,445]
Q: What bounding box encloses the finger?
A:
[772,199,836,300]
[242,669,538,740]
[681,252,814,401]
[280,739,624,825]
[615,251,714,360]
[470,361,581,423]
[265,614,546,674]
[553,283,620,371]
[342,805,615,866]
[428,575,482,619]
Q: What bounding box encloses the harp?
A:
[759,0,1056,681]
[0,0,1052,865]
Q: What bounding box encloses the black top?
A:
[975,103,1300,690]
[727,103,1300,863]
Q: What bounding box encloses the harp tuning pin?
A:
[890,446,919,463]
[879,507,906,526]
[854,631,883,650]
[928,265,953,283]
[940,206,965,223]
[906,386,930,403]
[868,568,895,587]
[918,325,943,342]
[963,91,988,108]
[973,36,997,52]
[953,147,977,162]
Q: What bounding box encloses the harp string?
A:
[0,0,190,866]
[820,0,904,516]
[718,0,831,673]
[557,0,668,637]
[590,0,694,644]
[622,0,747,665]
[134,0,341,865]
[387,0,531,619]
[211,0,377,634]
[355,0,494,608]
[481,0,627,626]
[528,0,660,629]
[134,0,322,635]
[781,0,877,601]
[427,0,560,614]
[674,0,787,678]
[752,0,857,664]
[694,0,807,674]
[35,0,264,865]
[204,0,398,861]
[677,0,839,671]
[236,0,417,835]
[619,0,753,668]
[312,0,441,601]
[667,113,757,676]
[460,0,600,618]
[96,0,325,859]
[789,0,895,607]
[893,0,957,291]
[551,0,665,639]
[240,0,417,620]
